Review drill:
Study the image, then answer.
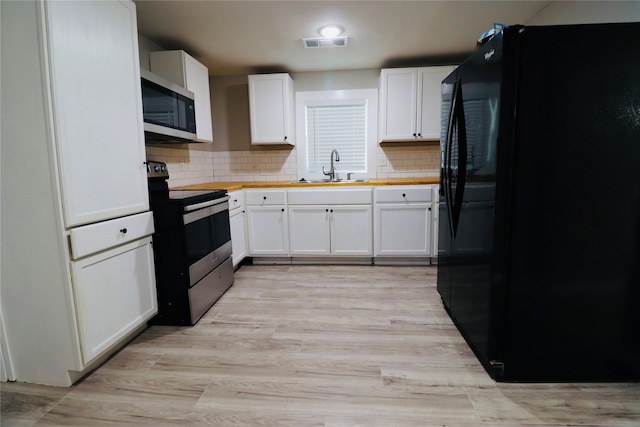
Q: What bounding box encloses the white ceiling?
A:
[134,1,553,76]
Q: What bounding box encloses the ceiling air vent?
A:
[303,37,349,48]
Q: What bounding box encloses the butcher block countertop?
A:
[173,177,440,192]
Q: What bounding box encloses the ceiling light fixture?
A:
[318,25,344,38]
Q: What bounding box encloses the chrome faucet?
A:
[322,149,340,181]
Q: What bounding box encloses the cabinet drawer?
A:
[70,211,155,260]
[288,188,372,205]
[228,190,244,211]
[245,189,286,206]
[375,186,432,203]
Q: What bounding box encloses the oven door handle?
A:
[184,196,230,212]
[183,198,230,226]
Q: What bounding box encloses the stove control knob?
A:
[154,166,161,172]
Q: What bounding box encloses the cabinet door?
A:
[331,206,372,256]
[248,74,294,145]
[246,206,289,255]
[184,55,213,142]
[229,209,247,267]
[375,204,432,256]
[417,66,456,140]
[289,206,331,255]
[71,238,157,364]
[46,0,148,227]
[379,68,418,141]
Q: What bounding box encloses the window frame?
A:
[295,89,378,181]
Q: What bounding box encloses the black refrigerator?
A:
[437,22,640,382]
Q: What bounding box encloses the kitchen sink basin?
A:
[293,178,368,184]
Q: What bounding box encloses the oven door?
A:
[183,197,231,286]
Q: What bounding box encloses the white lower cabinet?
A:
[375,205,432,255]
[71,238,157,363]
[246,190,289,256]
[330,206,372,255]
[374,186,434,259]
[247,207,289,255]
[228,191,247,267]
[239,186,436,263]
[288,188,372,257]
[288,206,330,255]
[289,205,372,256]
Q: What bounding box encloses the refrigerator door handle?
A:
[441,80,456,199]
[445,79,459,237]
[451,78,468,237]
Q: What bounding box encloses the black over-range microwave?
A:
[140,68,196,143]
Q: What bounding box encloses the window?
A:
[296,89,378,180]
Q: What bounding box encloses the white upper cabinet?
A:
[379,66,455,142]
[379,68,418,142]
[418,67,456,139]
[149,50,213,142]
[248,74,295,145]
[47,0,149,227]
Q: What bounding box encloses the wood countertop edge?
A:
[172,178,440,192]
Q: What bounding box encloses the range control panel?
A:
[146,160,169,179]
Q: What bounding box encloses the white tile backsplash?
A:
[377,145,440,178]
[146,144,440,188]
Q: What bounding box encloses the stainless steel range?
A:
[147,161,233,325]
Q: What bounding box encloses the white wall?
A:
[138,33,165,71]
[526,1,640,25]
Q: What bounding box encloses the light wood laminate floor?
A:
[2,265,639,426]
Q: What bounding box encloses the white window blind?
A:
[305,102,367,173]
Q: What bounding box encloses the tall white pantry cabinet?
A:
[1,0,157,386]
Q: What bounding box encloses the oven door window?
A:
[183,201,230,267]
[184,213,215,267]
[213,209,231,249]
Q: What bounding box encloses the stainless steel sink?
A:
[293,178,368,184]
